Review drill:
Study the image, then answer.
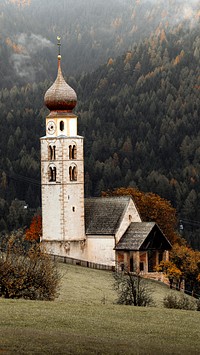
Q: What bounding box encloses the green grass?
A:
[0,263,200,354]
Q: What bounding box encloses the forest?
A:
[1,0,200,87]
[0,0,200,249]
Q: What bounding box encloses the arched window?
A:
[69,165,77,181]
[49,166,56,182]
[60,121,64,131]
[72,145,77,159]
[72,166,77,181]
[69,144,77,159]
[69,166,72,181]
[49,145,56,160]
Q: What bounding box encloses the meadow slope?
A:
[0,263,199,354]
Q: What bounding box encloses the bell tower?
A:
[40,38,85,257]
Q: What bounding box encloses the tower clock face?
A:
[47,121,56,135]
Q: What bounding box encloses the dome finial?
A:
[44,36,77,112]
[57,36,61,60]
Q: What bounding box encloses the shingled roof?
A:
[115,222,171,251]
[85,196,131,235]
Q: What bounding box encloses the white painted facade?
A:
[41,111,85,251]
[115,198,141,244]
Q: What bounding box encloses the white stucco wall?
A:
[115,198,141,244]
[41,129,85,243]
[86,235,115,266]
[42,234,115,267]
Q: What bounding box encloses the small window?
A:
[60,121,64,131]
[72,206,75,212]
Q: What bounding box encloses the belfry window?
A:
[49,145,56,160]
[69,144,77,159]
[60,121,64,131]
[69,165,77,181]
[49,166,56,182]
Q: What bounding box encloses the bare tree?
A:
[113,266,154,307]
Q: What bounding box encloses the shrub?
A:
[196,299,200,311]
[0,231,60,300]
[163,293,197,311]
[113,270,154,307]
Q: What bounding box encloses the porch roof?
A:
[115,222,171,251]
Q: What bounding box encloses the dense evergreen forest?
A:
[0,0,200,249]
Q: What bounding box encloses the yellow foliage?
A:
[172,50,184,66]
[124,51,133,64]
[6,37,24,54]
[107,58,114,66]
[160,29,167,43]
[111,17,122,29]
[8,0,31,7]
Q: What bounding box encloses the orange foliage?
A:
[171,244,200,281]
[25,215,42,242]
[156,260,182,281]
[159,244,200,290]
[172,50,184,66]
[112,17,122,29]
[124,51,133,64]
[107,58,114,66]
[8,0,31,7]
[103,187,181,244]
[6,38,24,54]
[160,29,167,43]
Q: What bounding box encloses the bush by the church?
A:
[0,231,60,300]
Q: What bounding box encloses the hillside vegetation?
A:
[0,263,200,354]
[1,21,200,247]
[0,0,200,87]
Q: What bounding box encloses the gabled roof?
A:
[85,196,132,235]
[115,222,172,251]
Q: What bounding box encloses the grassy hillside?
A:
[0,263,200,354]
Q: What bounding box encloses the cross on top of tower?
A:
[57,36,61,58]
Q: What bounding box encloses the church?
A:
[40,42,171,273]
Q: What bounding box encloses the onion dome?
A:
[44,55,77,112]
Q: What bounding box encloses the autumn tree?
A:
[156,260,182,289]
[158,244,200,296]
[0,230,60,300]
[170,244,200,296]
[25,214,42,242]
[103,187,181,244]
